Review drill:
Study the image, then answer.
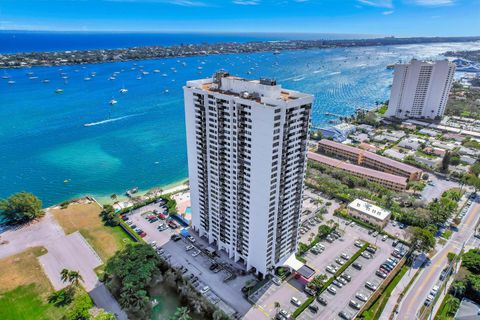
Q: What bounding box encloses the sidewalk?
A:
[379,254,427,320]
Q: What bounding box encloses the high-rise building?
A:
[183,71,313,276]
[385,59,455,120]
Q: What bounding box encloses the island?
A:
[1,36,480,68]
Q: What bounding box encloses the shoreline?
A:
[1,36,479,69]
[92,178,189,206]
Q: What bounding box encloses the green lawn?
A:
[0,284,64,320]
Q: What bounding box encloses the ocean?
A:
[1,33,479,206]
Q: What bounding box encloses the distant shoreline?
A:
[1,36,479,69]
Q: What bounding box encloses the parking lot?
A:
[122,201,255,317]
[243,210,408,320]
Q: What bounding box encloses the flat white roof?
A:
[348,199,391,221]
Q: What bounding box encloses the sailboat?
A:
[109,98,118,105]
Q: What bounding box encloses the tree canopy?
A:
[104,243,160,319]
[408,227,436,253]
[462,249,480,274]
[0,192,43,222]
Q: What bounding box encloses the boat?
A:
[42,79,50,83]
[136,76,142,80]
[153,69,160,73]
[109,99,118,105]
[55,88,64,93]
[7,80,15,84]
[125,187,139,197]
[29,76,38,80]
[273,50,281,55]
[142,71,149,75]
[108,76,116,80]
[119,88,128,94]
[84,77,92,81]
[164,89,169,94]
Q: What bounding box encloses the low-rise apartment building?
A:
[317,139,423,181]
[307,152,408,191]
[347,199,391,228]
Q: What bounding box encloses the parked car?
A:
[339,311,352,320]
[349,300,361,310]
[332,280,343,288]
[372,231,379,237]
[171,234,182,241]
[200,286,210,294]
[304,286,316,296]
[272,276,282,286]
[326,266,336,274]
[341,273,352,282]
[317,295,328,306]
[361,252,372,259]
[290,297,301,307]
[353,262,363,270]
[327,286,337,295]
[392,239,399,247]
[424,294,434,306]
[366,246,377,254]
[376,270,387,279]
[187,235,196,243]
[338,277,347,285]
[354,240,363,248]
[191,250,200,257]
[341,253,351,260]
[308,304,319,313]
[365,281,377,291]
[335,258,345,266]
[168,220,179,229]
[355,292,367,302]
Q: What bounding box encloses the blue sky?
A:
[0,0,478,36]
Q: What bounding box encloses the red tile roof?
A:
[307,152,408,186]
[319,139,421,175]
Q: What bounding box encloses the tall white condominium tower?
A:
[385,59,455,120]
[183,71,313,277]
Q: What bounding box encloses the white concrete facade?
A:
[183,72,313,276]
[347,199,391,228]
[386,59,455,120]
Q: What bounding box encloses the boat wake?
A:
[83,114,142,127]
[327,71,341,76]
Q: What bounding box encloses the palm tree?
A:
[68,270,83,287]
[60,268,70,283]
[110,193,118,203]
[172,307,191,320]
[60,269,83,287]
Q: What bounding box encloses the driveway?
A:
[38,231,102,291]
[0,209,128,320]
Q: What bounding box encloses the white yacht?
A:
[119,88,128,94]
[109,99,118,105]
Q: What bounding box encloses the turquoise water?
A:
[1,41,478,206]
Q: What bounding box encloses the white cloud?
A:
[104,0,209,6]
[357,0,393,8]
[413,0,454,6]
[382,10,394,14]
[232,0,260,5]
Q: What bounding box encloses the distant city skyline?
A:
[1,0,479,37]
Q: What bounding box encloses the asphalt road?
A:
[395,195,479,320]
